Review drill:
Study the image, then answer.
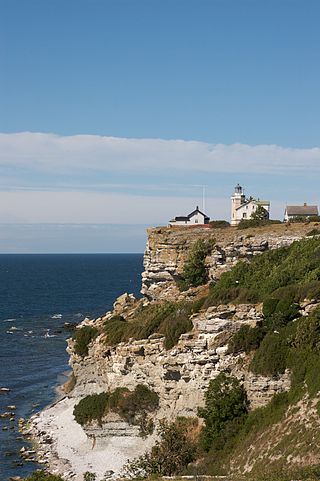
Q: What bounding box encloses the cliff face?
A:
[141,225,306,300]
[69,225,313,417]
[69,300,291,419]
[62,223,320,479]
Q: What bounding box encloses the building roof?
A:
[187,206,210,220]
[285,205,319,216]
[235,199,270,211]
[170,206,210,223]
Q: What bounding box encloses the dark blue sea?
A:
[0,254,143,480]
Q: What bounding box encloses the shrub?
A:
[307,228,320,237]
[288,216,309,223]
[73,326,98,357]
[179,239,214,288]
[237,218,281,230]
[209,220,230,229]
[250,331,289,376]
[251,205,270,220]
[205,238,320,308]
[191,296,207,313]
[263,297,279,317]
[24,472,66,481]
[73,385,159,433]
[228,325,266,354]
[124,420,196,477]
[293,310,320,352]
[103,315,128,345]
[104,301,194,350]
[198,372,248,452]
[73,391,109,426]
[83,473,96,481]
[113,384,159,425]
[160,311,193,349]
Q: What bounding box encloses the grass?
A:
[237,219,282,230]
[205,237,320,307]
[104,300,199,349]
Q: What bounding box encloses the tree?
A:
[251,204,269,220]
[180,239,214,289]
[124,420,196,477]
[198,372,248,451]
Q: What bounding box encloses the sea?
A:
[0,254,143,480]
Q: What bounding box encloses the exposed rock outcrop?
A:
[69,302,290,414]
[142,226,305,300]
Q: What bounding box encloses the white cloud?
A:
[0,190,232,224]
[0,132,319,175]
[0,189,287,225]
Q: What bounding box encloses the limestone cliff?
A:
[69,301,292,417]
[36,223,320,480]
[69,224,314,417]
[141,224,309,300]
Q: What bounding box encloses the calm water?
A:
[0,254,143,480]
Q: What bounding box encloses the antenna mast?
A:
[202,185,206,212]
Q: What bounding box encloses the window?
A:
[243,213,247,219]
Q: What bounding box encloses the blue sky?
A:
[1,0,320,252]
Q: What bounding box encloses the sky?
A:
[1,0,320,253]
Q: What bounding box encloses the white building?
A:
[231,184,270,226]
[169,206,210,226]
[284,204,319,222]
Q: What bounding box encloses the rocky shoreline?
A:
[21,395,157,481]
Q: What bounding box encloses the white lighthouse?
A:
[231,184,246,226]
[230,184,270,226]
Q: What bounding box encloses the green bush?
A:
[73,391,109,426]
[263,297,280,317]
[113,384,159,425]
[124,420,196,477]
[160,312,193,349]
[24,472,65,481]
[198,372,248,452]
[250,331,289,376]
[228,325,266,354]
[205,238,320,308]
[307,228,320,237]
[237,218,281,230]
[73,326,98,357]
[209,220,230,229]
[83,473,96,481]
[179,239,214,289]
[73,385,159,432]
[287,216,307,223]
[263,296,300,331]
[104,301,194,349]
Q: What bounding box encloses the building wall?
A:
[169,212,206,226]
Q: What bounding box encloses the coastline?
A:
[24,396,155,481]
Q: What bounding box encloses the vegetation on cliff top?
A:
[206,237,320,307]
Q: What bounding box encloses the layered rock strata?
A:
[141,226,305,300]
[69,301,291,415]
